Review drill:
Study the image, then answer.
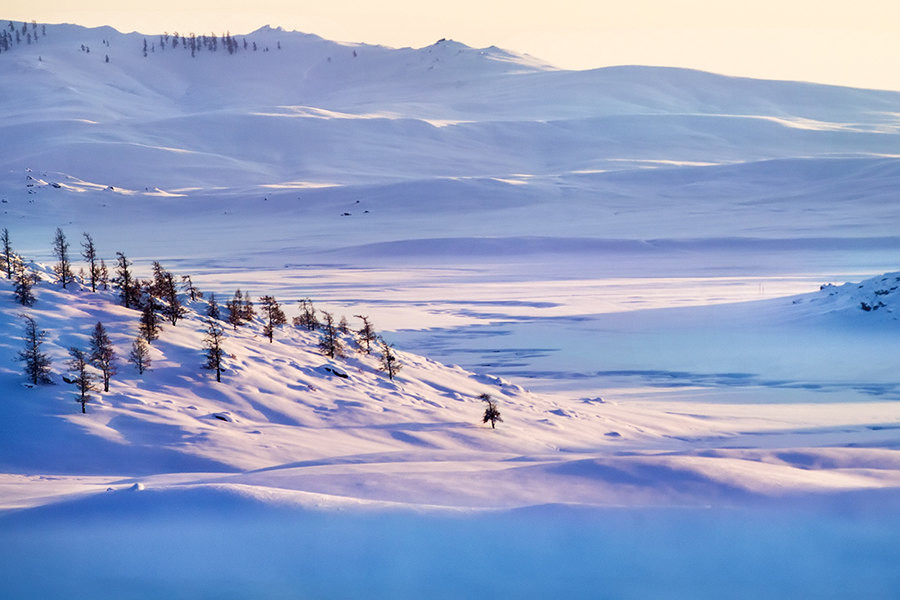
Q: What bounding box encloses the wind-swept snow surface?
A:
[1,22,899,598]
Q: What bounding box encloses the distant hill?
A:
[2,23,899,194]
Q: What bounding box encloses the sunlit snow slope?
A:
[1,23,899,515]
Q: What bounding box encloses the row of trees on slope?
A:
[0,20,46,54]
[143,31,279,57]
[3,226,404,413]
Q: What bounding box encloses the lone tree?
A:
[480,393,503,429]
[18,314,52,385]
[259,295,287,342]
[129,336,151,374]
[379,338,401,381]
[52,227,74,289]
[1,227,12,279]
[293,298,318,331]
[355,315,377,354]
[67,347,97,413]
[89,321,117,392]
[318,310,344,359]
[203,319,226,382]
[81,233,100,292]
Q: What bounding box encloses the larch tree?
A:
[12,260,36,306]
[81,232,100,292]
[89,321,117,392]
[181,275,202,302]
[1,227,12,279]
[159,271,185,326]
[379,338,401,381]
[206,292,220,320]
[203,318,226,383]
[52,227,74,289]
[318,310,344,359]
[226,289,244,330]
[18,314,52,385]
[114,252,140,309]
[293,298,318,331]
[355,315,377,354]
[98,259,109,290]
[242,291,255,323]
[129,336,151,374]
[139,299,161,343]
[480,393,503,429]
[259,295,287,343]
[67,347,97,413]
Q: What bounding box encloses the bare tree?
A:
[81,233,100,292]
[52,227,74,289]
[355,315,377,354]
[259,295,287,342]
[89,321,117,392]
[318,310,344,359]
[67,347,97,413]
[129,336,151,374]
[379,338,401,381]
[203,319,226,382]
[18,314,52,385]
[480,393,502,429]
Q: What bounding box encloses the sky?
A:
[5,0,900,91]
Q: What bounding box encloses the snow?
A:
[1,22,899,597]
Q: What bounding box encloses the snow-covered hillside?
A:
[2,261,898,511]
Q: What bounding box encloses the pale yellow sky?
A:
[6,0,900,90]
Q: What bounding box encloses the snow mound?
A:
[808,271,900,319]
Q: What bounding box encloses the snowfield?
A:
[1,22,899,598]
